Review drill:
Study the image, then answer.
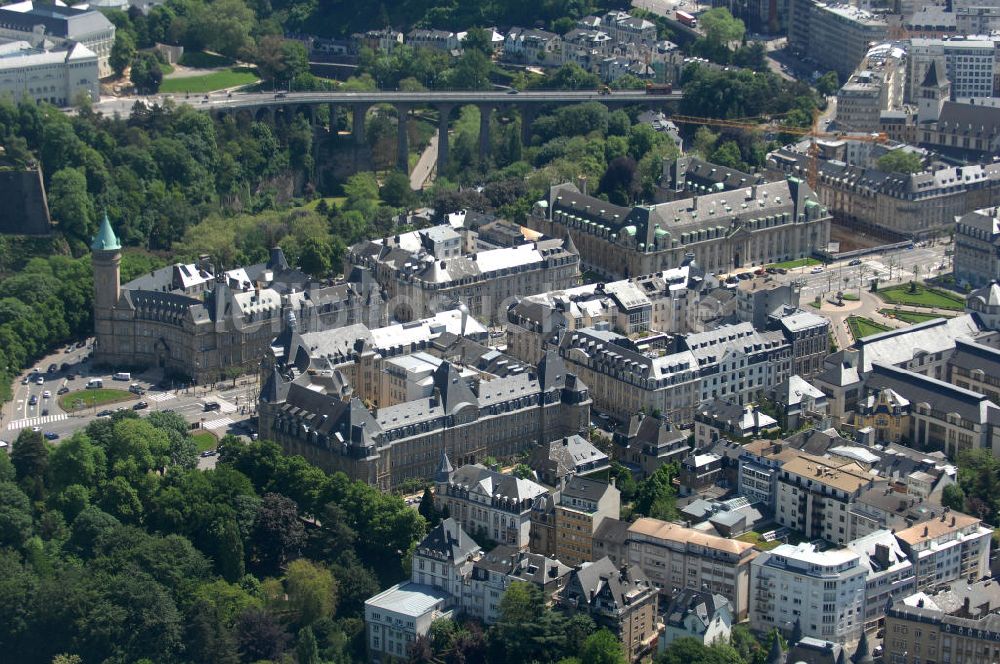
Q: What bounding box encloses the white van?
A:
[86,378,104,389]
[113,372,131,381]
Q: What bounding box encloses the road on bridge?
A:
[88,88,684,118]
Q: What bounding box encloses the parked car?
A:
[21,376,28,385]
[737,272,753,280]
[96,409,113,417]
[133,401,149,411]
[47,364,57,373]
[776,267,788,274]
[43,432,59,441]
[60,363,71,372]
[200,450,217,458]
[848,258,863,266]
[35,376,44,385]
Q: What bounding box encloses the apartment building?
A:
[767,149,1000,240]
[845,529,917,633]
[955,206,1000,288]
[558,322,792,425]
[561,557,660,662]
[554,476,620,567]
[894,510,992,590]
[529,179,831,280]
[787,0,889,78]
[503,27,562,66]
[366,519,480,661]
[620,517,757,621]
[610,412,690,480]
[434,460,548,550]
[750,542,867,646]
[836,43,907,132]
[467,545,571,625]
[505,262,710,365]
[907,36,999,103]
[775,453,874,546]
[883,579,1000,664]
[367,518,574,660]
[347,225,580,324]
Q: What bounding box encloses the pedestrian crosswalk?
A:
[147,392,176,402]
[202,417,233,431]
[7,413,68,431]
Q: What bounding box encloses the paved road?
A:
[410,130,439,190]
[2,343,259,448]
[90,88,684,119]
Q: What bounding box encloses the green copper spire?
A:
[91,212,121,252]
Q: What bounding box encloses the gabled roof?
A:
[416,518,480,563]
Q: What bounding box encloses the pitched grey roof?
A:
[417,518,481,563]
[866,362,996,424]
[664,588,732,629]
[445,464,548,504]
[564,556,653,611]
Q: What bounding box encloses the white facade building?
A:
[0,1,115,77]
[751,542,867,647]
[845,529,916,633]
[0,39,98,106]
[434,460,549,550]
[894,511,992,590]
[907,36,998,103]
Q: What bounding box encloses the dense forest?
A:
[0,415,423,663]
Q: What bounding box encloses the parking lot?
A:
[1,340,259,450]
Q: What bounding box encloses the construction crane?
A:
[667,111,890,188]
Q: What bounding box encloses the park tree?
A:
[251,492,306,574]
[11,428,48,500]
[462,27,494,55]
[381,171,416,208]
[235,608,289,662]
[580,629,627,664]
[877,150,923,174]
[110,32,137,77]
[48,167,95,243]
[284,558,338,627]
[130,52,164,94]
[816,71,840,96]
[700,8,745,47]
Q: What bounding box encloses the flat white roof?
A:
[365,581,451,617]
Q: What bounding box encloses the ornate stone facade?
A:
[91,215,386,383]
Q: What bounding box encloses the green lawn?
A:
[878,308,952,324]
[159,61,174,75]
[770,257,821,269]
[178,51,233,68]
[191,431,217,453]
[875,283,966,311]
[59,388,134,412]
[160,68,259,94]
[737,530,784,551]
[841,293,859,301]
[848,316,891,340]
[301,196,347,211]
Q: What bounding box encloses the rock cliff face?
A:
[0,167,51,236]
